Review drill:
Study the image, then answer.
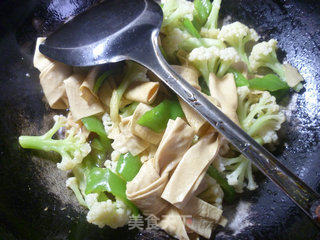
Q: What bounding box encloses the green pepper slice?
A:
[116,152,142,182]
[82,116,112,166]
[192,0,212,30]
[249,74,289,92]
[85,167,139,215]
[228,69,249,87]
[137,99,184,133]
[81,116,107,140]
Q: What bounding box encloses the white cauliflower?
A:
[200,0,222,38]
[161,28,226,63]
[85,193,131,229]
[222,155,258,193]
[218,21,260,65]
[162,28,192,61]
[188,46,240,80]
[19,115,91,171]
[237,86,285,144]
[216,47,241,77]
[161,0,194,32]
[188,46,221,82]
[249,39,280,73]
[110,62,149,125]
[249,39,304,91]
[221,86,285,192]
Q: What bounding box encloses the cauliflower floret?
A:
[216,47,241,77]
[189,46,220,62]
[188,46,240,80]
[19,115,91,171]
[220,86,285,192]
[110,62,149,125]
[249,39,304,91]
[161,28,226,63]
[237,86,285,144]
[198,175,224,209]
[162,28,192,61]
[188,46,221,82]
[222,155,258,193]
[219,22,260,44]
[218,21,260,65]
[200,0,222,36]
[249,39,280,73]
[85,193,131,229]
[161,0,194,31]
[220,47,241,62]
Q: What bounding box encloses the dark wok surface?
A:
[0,0,320,239]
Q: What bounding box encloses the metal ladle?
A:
[39,0,320,226]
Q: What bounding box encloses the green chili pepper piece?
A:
[228,69,249,87]
[192,0,212,30]
[138,102,169,133]
[270,88,290,102]
[82,116,111,149]
[168,100,185,119]
[137,100,184,133]
[116,152,142,182]
[90,138,107,167]
[91,138,105,152]
[182,18,201,38]
[82,116,112,166]
[97,192,108,202]
[85,167,139,215]
[207,166,236,204]
[249,74,289,92]
[81,116,107,139]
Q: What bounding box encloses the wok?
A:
[0,0,319,239]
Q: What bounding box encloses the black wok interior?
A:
[0,0,319,239]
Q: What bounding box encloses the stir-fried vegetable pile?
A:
[19,0,303,239]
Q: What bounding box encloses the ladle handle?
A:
[132,32,320,227]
